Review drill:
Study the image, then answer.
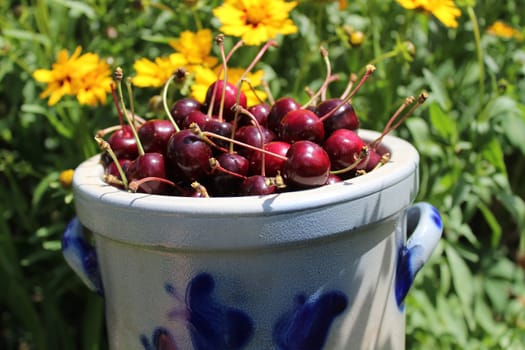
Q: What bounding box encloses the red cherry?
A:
[279,109,325,144]
[107,125,139,160]
[170,97,202,126]
[205,80,247,121]
[249,141,291,177]
[267,97,300,133]
[166,130,212,181]
[283,140,331,188]
[126,152,167,194]
[239,175,277,196]
[138,119,176,155]
[316,98,359,135]
[323,129,365,171]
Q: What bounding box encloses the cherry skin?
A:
[182,109,210,129]
[316,98,359,135]
[234,125,275,158]
[279,109,325,144]
[323,129,365,171]
[205,80,247,121]
[267,97,300,133]
[138,119,176,155]
[202,118,233,150]
[107,125,139,160]
[208,153,249,196]
[356,147,383,173]
[126,152,167,194]
[240,103,271,127]
[249,141,291,177]
[166,129,212,181]
[283,140,331,188]
[239,175,277,196]
[170,97,202,126]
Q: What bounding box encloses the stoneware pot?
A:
[62,129,443,350]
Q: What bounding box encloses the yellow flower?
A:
[487,21,523,41]
[168,29,219,67]
[191,66,267,106]
[213,0,298,46]
[132,53,188,88]
[33,47,110,106]
[396,0,461,28]
[59,169,75,188]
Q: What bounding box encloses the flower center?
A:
[243,8,265,27]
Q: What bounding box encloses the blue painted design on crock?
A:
[273,290,348,349]
[394,245,415,309]
[140,327,178,350]
[431,206,443,230]
[185,272,254,350]
[61,217,103,295]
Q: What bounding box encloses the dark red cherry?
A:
[323,129,365,170]
[240,103,271,127]
[279,109,325,144]
[182,109,210,129]
[283,140,331,188]
[316,98,359,135]
[239,175,277,196]
[356,147,383,173]
[107,125,139,160]
[170,97,202,126]
[126,152,167,194]
[249,141,291,177]
[209,153,249,196]
[138,119,176,154]
[205,80,247,121]
[267,97,300,133]
[325,173,342,185]
[234,125,275,158]
[166,129,212,181]
[202,118,233,150]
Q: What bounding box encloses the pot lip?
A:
[73,129,419,216]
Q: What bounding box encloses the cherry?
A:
[208,153,249,196]
[325,173,342,185]
[316,98,359,135]
[323,129,365,171]
[104,158,132,188]
[107,125,139,160]
[170,97,202,126]
[278,109,325,144]
[239,175,277,196]
[138,119,176,154]
[205,80,247,121]
[249,141,290,177]
[283,140,331,188]
[166,129,212,181]
[241,103,271,127]
[182,109,210,129]
[267,97,300,133]
[234,125,275,158]
[126,152,167,194]
[202,118,233,150]
[356,148,385,173]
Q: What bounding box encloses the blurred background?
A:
[1,0,524,349]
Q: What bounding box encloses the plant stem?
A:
[467,6,485,101]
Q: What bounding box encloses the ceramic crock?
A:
[62,129,443,350]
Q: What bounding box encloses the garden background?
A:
[1,0,525,349]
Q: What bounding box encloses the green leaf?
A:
[2,29,51,47]
[428,102,457,142]
[445,243,476,330]
[477,201,502,247]
[481,137,507,174]
[423,68,451,111]
[498,112,525,155]
[50,0,96,19]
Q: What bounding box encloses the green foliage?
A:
[1,0,524,349]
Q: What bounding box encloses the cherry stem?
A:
[209,158,248,180]
[191,181,209,198]
[128,176,180,193]
[302,46,332,108]
[125,78,137,128]
[217,34,228,121]
[319,65,375,123]
[115,67,145,156]
[369,91,428,149]
[330,145,369,175]
[190,123,287,161]
[261,79,275,105]
[340,73,358,101]
[94,135,129,189]
[162,73,181,133]
[234,105,267,176]
[110,82,124,127]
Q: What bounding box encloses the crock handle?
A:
[61,217,103,295]
[395,202,443,306]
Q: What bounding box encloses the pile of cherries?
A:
[97,40,425,198]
